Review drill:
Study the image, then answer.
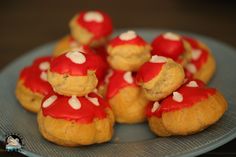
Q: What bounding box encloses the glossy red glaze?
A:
[50,50,105,76]
[183,36,209,77]
[77,10,113,41]
[136,61,165,83]
[109,35,147,47]
[182,36,199,49]
[191,49,208,69]
[42,92,110,123]
[146,80,216,118]
[20,56,52,95]
[32,56,51,68]
[93,46,109,83]
[106,70,137,99]
[151,34,185,60]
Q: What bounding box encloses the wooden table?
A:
[0,0,236,156]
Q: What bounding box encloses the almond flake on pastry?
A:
[42,95,57,108]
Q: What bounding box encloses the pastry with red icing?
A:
[151,32,192,65]
[37,92,114,146]
[183,36,216,83]
[107,30,151,71]
[105,70,150,123]
[136,55,185,101]
[52,35,81,57]
[15,56,52,113]
[69,10,113,47]
[146,80,227,136]
[48,49,101,96]
[54,45,108,84]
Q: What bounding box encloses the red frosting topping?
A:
[106,70,137,99]
[108,34,147,47]
[151,34,185,60]
[146,80,216,118]
[183,36,199,49]
[32,56,52,68]
[42,92,110,124]
[93,46,109,83]
[76,10,113,41]
[20,56,53,95]
[136,60,165,83]
[183,36,209,77]
[50,49,106,77]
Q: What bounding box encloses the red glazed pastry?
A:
[183,36,216,83]
[136,55,185,101]
[37,91,114,146]
[48,49,101,96]
[15,56,53,113]
[151,32,192,65]
[147,80,227,136]
[70,10,113,47]
[107,30,151,71]
[105,70,150,123]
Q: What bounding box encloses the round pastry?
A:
[146,80,227,136]
[105,70,150,123]
[37,92,114,146]
[69,10,113,47]
[54,46,108,83]
[48,49,101,96]
[15,56,52,113]
[107,30,152,71]
[54,45,108,83]
[52,35,81,57]
[183,36,216,83]
[151,32,192,65]
[136,55,185,101]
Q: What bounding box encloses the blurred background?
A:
[0,0,236,69]
[0,0,236,156]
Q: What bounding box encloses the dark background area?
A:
[0,0,236,156]
[1,0,236,69]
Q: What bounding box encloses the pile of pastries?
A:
[15,10,227,146]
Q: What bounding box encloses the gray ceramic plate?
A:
[0,29,236,157]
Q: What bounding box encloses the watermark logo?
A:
[4,133,23,152]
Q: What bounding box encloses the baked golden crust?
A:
[47,70,98,96]
[140,59,185,101]
[52,35,80,57]
[107,44,151,71]
[15,80,43,113]
[148,91,227,136]
[69,15,108,47]
[108,86,149,123]
[37,108,114,146]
